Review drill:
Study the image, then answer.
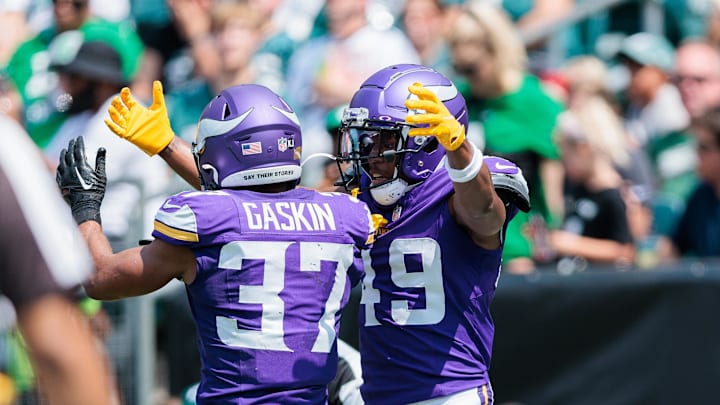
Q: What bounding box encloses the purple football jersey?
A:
[358,169,504,404]
[152,188,374,404]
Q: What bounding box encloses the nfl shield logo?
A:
[278,137,294,152]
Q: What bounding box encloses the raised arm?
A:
[105,80,201,189]
[56,137,196,300]
[404,83,506,248]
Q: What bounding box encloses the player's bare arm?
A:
[405,82,505,248]
[159,136,201,190]
[79,221,196,300]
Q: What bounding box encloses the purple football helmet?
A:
[193,84,302,190]
[337,64,468,205]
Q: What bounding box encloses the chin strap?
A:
[369,176,409,206]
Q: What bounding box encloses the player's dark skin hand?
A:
[56,136,107,225]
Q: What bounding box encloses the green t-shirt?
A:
[646,129,698,202]
[467,74,564,261]
[5,18,144,148]
[478,74,562,158]
[646,128,699,235]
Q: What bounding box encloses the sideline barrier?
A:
[491,260,720,405]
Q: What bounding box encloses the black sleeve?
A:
[606,190,633,244]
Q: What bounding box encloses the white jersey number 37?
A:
[215,240,353,353]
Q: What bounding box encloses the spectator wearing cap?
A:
[4,0,143,148]
[617,32,690,148]
[45,34,170,251]
[43,36,171,403]
[618,33,699,240]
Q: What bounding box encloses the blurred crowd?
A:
[1,0,720,403]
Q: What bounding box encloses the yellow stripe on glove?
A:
[104,80,175,156]
[404,82,465,151]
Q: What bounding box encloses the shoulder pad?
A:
[485,156,531,213]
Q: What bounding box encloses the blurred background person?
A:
[44,34,170,246]
[313,104,349,193]
[448,0,564,273]
[617,32,689,148]
[401,0,456,81]
[0,0,31,67]
[285,0,419,187]
[504,0,579,72]
[165,2,275,143]
[165,0,304,98]
[675,39,720,121]
[5,0,144,149]
[164,0,214,84]
[560,54,656,264]
[640,38,720,241]
[659,106,720,260]
[545,100,636,271]
[0,111,115,405]
[42,34,171,403]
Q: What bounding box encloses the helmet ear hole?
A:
[421,137,439,153]
[222,103,231,119]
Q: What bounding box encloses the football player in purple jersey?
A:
[56,84,376,404]
[99,65,530,404]
[334,64,530,404]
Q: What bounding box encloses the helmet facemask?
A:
[337,107,420,205]
[335,64,468,205]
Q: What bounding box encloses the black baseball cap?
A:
[50,38,126,85]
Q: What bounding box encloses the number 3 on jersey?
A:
[215,241,353,353]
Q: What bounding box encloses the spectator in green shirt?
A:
[5,0,143,149]
[448,1,564,273]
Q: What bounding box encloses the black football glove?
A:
[56,136,107,225]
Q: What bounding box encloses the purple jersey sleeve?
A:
[358,170,504,404]
[152,190,236,246]
[153,188,372,403]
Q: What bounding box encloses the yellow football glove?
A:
[104,80,175,156]
[371,213,388,230]
[404,82,465,151]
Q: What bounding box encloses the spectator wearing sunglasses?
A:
[614,33,694,240]
[447,2,564,273]
[645,39,720,237]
